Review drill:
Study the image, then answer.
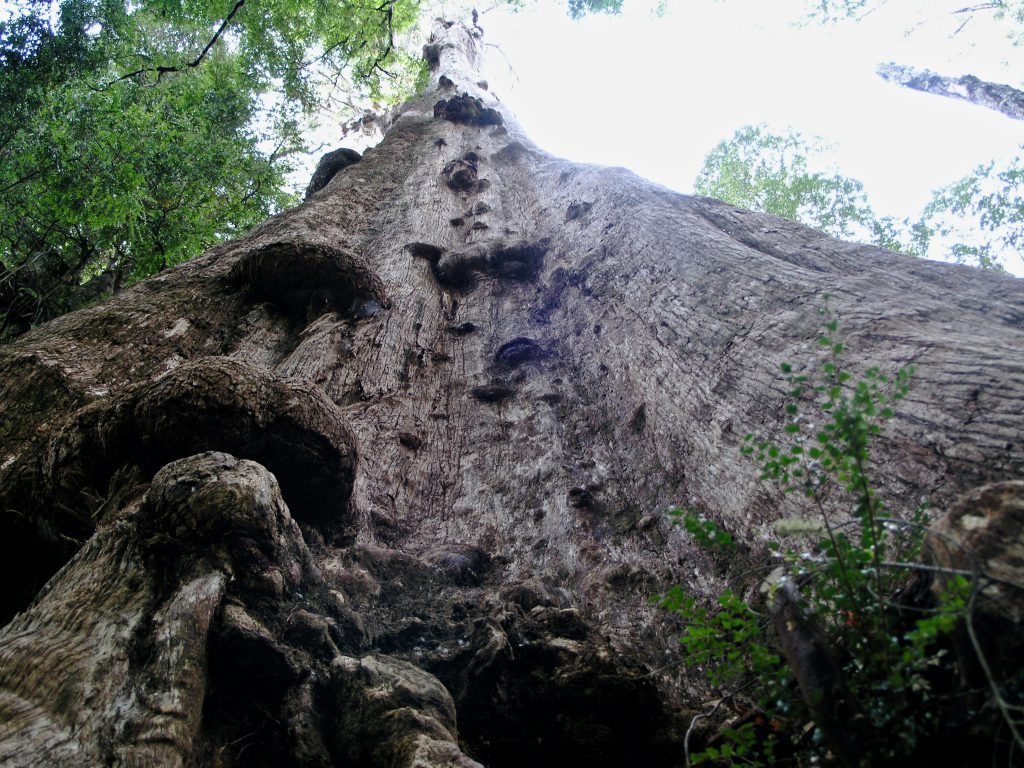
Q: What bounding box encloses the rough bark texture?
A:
[878,62,1024,120]
[1,20,1023,766]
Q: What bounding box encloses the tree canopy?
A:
[3,0,1022,341]
[922,157,1024,270]
[693,125,926,255]
[0,0,637,340]
[0,0,427,339]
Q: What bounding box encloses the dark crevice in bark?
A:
[494,337,546,367]
[416,240,547,292]
[447,320,479,334]
[565,200,593,222]
[0,358,358,624]
[469,381,515,403]
[201,613,311,767]
[427,543,491,585]
[442,152,482,193]
[489,241,547,281]
[406,242,445,262]
[427,608,681,768]
[423,43,446,70]
[230,240,388,326]
[433,94,503,126]
[304,148,362,200]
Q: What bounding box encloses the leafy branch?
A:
[657,305,1024,766]
[97,0,248,89]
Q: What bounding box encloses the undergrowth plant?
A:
[656,306,980,767]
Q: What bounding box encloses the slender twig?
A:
[301,36,352,70]
[965,581,1024,755]
[97,0,247,89]
[684,681,756,767]
[484,42,520,85]
[879,560,1024,591]
[362,0,395,79]
[951,2,1003,14]
[812,492,864,617]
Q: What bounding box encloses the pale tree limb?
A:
[877,62,1024,121]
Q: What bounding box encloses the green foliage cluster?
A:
[693,125,928,256]
[921,156,1024,270]
[657,308,989,766]
[0,45,293,328]
[694,123,1024,270]
[568,0,624,20]
[0,0,426,338]
[806,0,1024,41]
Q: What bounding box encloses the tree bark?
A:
[877,61,1024,120]
[0,19,1023,767]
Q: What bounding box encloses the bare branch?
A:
[300,36,352,71]
[878,62,1024,121]
[951,2,1004,15]
[0,165,51,196]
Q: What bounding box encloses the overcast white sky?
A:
[462,0,1024,274]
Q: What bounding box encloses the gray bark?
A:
[0,19,1023,766]
[878,61,1024,120]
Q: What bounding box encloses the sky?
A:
[442,0,1024,274]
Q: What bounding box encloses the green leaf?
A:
[692,124,905,249]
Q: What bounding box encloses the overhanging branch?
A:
[97,0,247,89]
[878,62,1024,121]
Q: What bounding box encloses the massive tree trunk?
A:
[877,62,1024,120]
[1,20,1023,767]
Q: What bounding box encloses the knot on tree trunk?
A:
[304,147,361,199]
[412,240,548,292]
[442,151,483,191]
[0,356,359,624]
[929,480,1024,686]
[48,356,358,537]
[433,94,503,127]
[230,239,388,324]
[0,452,318,766]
